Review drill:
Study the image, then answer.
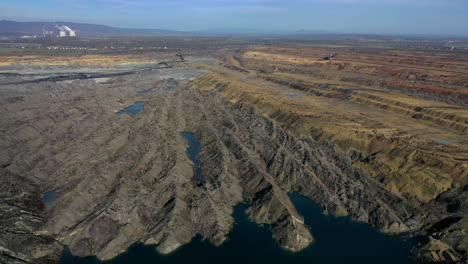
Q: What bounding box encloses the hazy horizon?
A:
[1,0,468,37]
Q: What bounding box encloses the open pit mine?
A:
[0,37,466,264]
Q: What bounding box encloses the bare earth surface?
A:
[0,40,466,264]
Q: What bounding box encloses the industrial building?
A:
[54,24,77,37]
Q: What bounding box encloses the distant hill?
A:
[199,28,291,36]
[0,20,190,37]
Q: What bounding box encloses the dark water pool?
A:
[116,102,144,116]
[41,186,64,206]
[59,192,415,264]
[182,132,204,186]
[287,193,415,263]
[42,189,59,206]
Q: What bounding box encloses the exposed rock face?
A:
[0,169,63,264]
[0,66,465,264]
[412,188,467,264]
[190,72,467,263]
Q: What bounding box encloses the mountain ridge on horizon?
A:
[1,20,467,39]
[0,20,190,37]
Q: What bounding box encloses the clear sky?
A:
[1,0,467,36]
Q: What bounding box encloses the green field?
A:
[0,48,24,55]
[448,43,468,48]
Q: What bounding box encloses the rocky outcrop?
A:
[412,188,467,264]
[0,169,63,264]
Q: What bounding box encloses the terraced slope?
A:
[241,46,468,105]
[0,47,466,264]
[192,46,468,263]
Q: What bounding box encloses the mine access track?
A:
[0,63,176,86]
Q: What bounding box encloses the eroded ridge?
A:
[1,70,434,263]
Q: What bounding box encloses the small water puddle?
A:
[164,80,178,91]
[117,102,144,116]
[430,138,452,145]
[41,186,63,206]
[285,93,302,99]
[182,132,204,186]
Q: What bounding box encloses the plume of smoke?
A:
[54,24,73,32]
[62,26,73,32]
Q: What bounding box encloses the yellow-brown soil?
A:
[0,55,158,66]
[242,47,468,102]
[190,48,468,201]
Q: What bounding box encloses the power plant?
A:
[41,24,77,38]
[54,25,77,37]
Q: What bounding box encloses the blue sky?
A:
[1,0,467,36]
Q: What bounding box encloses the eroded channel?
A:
[182,132,204,186]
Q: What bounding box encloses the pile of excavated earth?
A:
[0,48,466,264]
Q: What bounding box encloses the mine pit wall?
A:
[350,96,468,133]
[0,67,465,263]
[191,74,467,263]
[258,73,468,134]
[192,74,467,202]
[242,48,468,87]
[190,92,424,231]
[238,53,468,106]
[188,81,467,263]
